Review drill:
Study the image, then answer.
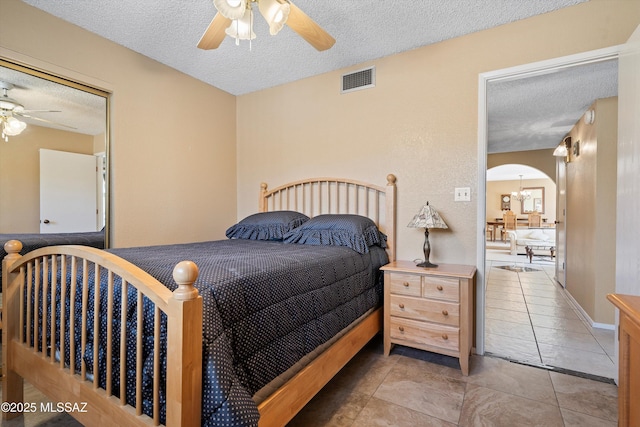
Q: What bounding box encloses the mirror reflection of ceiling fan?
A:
[0,80,75,142]
[198,0,335,51]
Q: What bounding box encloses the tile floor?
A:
[0,336,618,427]
[290,337,619,426]
[484,245,616,381]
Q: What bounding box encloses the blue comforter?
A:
[0,230,104,290]
[46,239,386,426]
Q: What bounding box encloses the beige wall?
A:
[236,0,640,264]
[486,178,556,224]
[488,149,557,184]
[0,125,94,233]
[566,97,618,324]
[1,0,237,247]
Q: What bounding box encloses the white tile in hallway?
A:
[533,326,606,353]
[485,333,542,364]
[486,318,536,341]
[484,249,615,380]
[529,313,590,334]
[485,306,532,325]
[538,343,616,379]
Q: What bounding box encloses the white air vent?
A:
[341,66,375,94]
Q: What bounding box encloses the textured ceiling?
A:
[22,0,588,96]
[10,0,616,152]
[0,65,106,136]
[488,59,618,153]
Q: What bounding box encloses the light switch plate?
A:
[455,187,471,202]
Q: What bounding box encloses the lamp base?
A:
[416,261,438,268]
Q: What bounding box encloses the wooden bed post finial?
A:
[386,174,397,186]
[259,182,268,212]
[172,261,199,301]
[3,239,23,258]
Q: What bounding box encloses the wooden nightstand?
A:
[381,261,476,375]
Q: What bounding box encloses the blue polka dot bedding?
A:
[30,239,387,426]
[0,230,104,291]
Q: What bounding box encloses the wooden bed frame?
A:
[2,174,396,427]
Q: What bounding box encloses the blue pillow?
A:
[226,211,309,241]
[283,214,387,254]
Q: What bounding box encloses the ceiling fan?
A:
[198,0,335,51]
[0,81,74,142]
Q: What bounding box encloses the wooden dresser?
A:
[381,261,476,375]
[607,293,640,427]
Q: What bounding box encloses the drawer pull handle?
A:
[436,285,443,291]
[442,310,448,316]
[442,334,449,340]
[399,303,405,309]
[398,326,405,332]
[403,282,410,287]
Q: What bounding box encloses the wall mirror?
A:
[0,59,110,246]
[521,186,544,214]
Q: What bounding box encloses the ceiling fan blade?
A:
[18,109,61,114]
[15,112,76,129]
[197,12,232,50]
[286,2,335,51]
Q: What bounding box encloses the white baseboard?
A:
[563,291,615,330]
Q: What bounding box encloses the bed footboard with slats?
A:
[1,241,202,427]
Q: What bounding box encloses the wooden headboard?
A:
[259,174,397,262]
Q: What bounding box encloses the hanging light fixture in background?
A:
[511,175,531,202]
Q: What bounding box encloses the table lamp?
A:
[407,201,448,268]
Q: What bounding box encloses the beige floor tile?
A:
[458,384,564,427]
[330,339,401,396]
[288,386,370,427]
[351,397,457,427]
[560,408,617,427]
[550,371,618,422]
[373,358,466,424]
[466,355,557,405]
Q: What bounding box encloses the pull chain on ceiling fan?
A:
[198,0,335,51]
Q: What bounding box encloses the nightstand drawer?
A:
[423,276,460,302]
[389,295,459,326]
[388,273,421,297]
[389,317,459,352]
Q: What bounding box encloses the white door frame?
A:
[475,45,623,355]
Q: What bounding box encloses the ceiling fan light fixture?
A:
[225,8,256,42]
[1,115,27,141]
[213,0,247,20]
[258,0,290,35]
[4,116,27,135]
